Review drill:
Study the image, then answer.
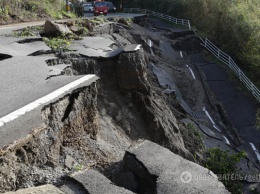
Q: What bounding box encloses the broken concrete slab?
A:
[70,35,141,58]
[0,41,50,56]
[0,36,41,44]
[71,36,114,51]
[152,64,182,97]
[69,36,114,57]
[70,169,135,194]
[123,44,141,52]
[4,184,65,194]
[124,140,230,194]
[178,98,194,117]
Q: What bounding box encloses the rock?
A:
[43,20,72,37]
[93,22,117,35]
[65,155,78,170]
[81,19,94,31]
[69,26,84,35]
[117,18,130,26]
[123,140,230,194]
[70,169,135,194]
[65,21,76,27]
[116,49,149,94]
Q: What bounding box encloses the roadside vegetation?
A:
[205,148,246,194]
[127,0,260,88]
[0,0,75,24]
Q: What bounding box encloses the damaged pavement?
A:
[0,13,259,194]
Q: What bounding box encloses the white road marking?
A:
[0,74,96,127]
[213,124,221,132]
[180,51,183,58]
[249,142,260,162]
[188,67,196,80]
[222,135,230,145]
[134,44,141,50]
[203,107,215,126]
[147,39,153,47]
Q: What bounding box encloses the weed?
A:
[43,35,72,50]
[75,164,84,171]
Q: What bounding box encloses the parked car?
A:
[106,2,116,13]
[93,1,108,16]
[83,4,93,12]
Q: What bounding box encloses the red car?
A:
[93,1,108,16]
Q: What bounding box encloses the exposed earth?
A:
[0,14,259,194]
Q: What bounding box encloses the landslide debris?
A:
[0,16,219,193]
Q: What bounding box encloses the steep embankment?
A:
[0,0,70,25]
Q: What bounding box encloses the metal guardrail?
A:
[124,8,260,102]
[202,38,260,102]
[124,8,191,30]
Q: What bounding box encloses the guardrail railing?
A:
[124,8,191,30]
[124,8,260,102]
[202,38,260,101]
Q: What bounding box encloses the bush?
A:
[205,148,246,194]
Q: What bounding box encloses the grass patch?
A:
[43,35,72,50]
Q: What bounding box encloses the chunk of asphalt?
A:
[70,169,135,194]
[71,40,141,58]
[124,140,230,194]
[0,36,41,44]
[4,184,65,194]
[123,44,141,52]
[152,65,182,98]
[178,98,194,117]
[0,40,50,56]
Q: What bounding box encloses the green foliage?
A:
[90,16,107,25]
[255,109,260,130]
[43,36,71,50]
[205,148,246,194]
[62,10,77,18]
[13,25,43,37]
[0,0,65,22]
[74,164,84,171]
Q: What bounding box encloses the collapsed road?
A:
[0,13,259,194]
